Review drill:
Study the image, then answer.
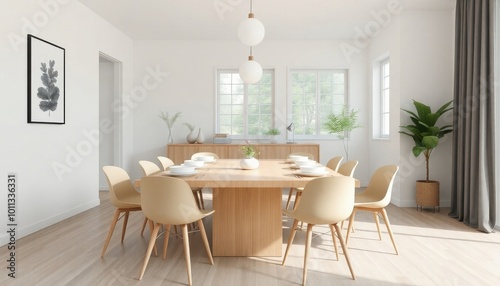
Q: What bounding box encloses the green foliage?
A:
[37,60,60,114]
[323,106,361,139]
[159,111,182,129]
[323,105,361,160]
[399,100,453,181]
[241,145,258,158]
[264,127,281,135]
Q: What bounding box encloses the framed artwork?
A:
[28,34,65,124]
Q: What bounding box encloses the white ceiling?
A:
[78,0,455,41]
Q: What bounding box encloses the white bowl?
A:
[294,159,317,167]
[300,165,326,174]
[195,155,215,162]
[169,165,195,174]
[289,155,309,161]
[183,160,204,167]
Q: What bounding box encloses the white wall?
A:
[398,10,455,207]
[131,40,371,184]
[0,0,134,245]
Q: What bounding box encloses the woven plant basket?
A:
[416,180,439,212]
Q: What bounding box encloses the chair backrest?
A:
[361,165,399,207]
[139,160,161,176]
[292,176,355,225]
[326,156,344,172]
[157,156,175,170]
[102,166,139,208]
[191,152,220,160]
[140,176,206,225]
[337,160,359,177]
[288,152,315,160]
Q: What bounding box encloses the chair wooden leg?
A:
[293,191,302,210]
[140,217,148,236]
[282,219,300,265]
[181,224,192,285]
[138,223,160,280]
[334,224,355,280]
[285,188,294,210]
[193,190,202,210]
[346,209,357,244]
[198,219,214,265]
[121,211,130,243]
[303,223,314,286]
[329,224,339,261]
[101,209,121,257]
[199,190,205,210]
[373,211,382,240]
[163,225,171,259]
[380,208,398,255]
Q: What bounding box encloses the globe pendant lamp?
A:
[239,48,262,84]
[238,10,265,46]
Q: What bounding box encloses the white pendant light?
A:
[239,53,262,84]
[238,14,265,46]
[238,0,265,47]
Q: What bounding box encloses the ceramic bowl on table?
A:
[300,165,326,174]
[288,155,309,162]
[195,155,215,162]
[294,159,317,167]
[169,165,195,174]
[183,160,205,168]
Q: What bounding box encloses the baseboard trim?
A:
[0,199,100,246]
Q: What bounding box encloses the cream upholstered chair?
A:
[337,160,359,177]
[138,160,163,235]
[284,153,316,210]
[285,156,343,210]
[139,160,161,176]
[190,152,220,209]
[346,165,399,254]
[282,176,356,285]
[157,156,174,170]
[101,166,143,257]
[138,176,215,284]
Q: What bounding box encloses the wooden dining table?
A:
[151,159,359,257]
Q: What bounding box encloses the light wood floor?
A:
[1,190,499,285]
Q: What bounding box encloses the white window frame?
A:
[215,69,275,139]
[380,58,390,138]
[372,55,390,140]
[287,68,348,140]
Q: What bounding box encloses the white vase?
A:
[196,128,205,144]
[186,129,197,144]
[240,157,259,170]
[269,135,278,144]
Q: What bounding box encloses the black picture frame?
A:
[28,34,65,124]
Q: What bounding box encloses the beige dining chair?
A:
[190,152,220,210]
[284,152,316,210]
[337,160,359,177]
[282,176,356,285]
[346,165,399,254]
[157,156,175,170]
[138,160,164,235]
[138,176,215,285]
[101,166,143,258]
[285,156,343,210]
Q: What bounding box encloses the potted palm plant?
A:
[399,99,453,211]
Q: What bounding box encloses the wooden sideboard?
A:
[166,143,320,164]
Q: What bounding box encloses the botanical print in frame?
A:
[28,34,65,124]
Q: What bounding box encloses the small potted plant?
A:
[240,145,259,169]
[399,99,453,211]
[264,127,281,143]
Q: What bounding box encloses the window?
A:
[288,69,347,138]
[380,59,390,137]
[372,57,390,139]
[216,70,274,139]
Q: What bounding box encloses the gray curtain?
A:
[450,0,496,232]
